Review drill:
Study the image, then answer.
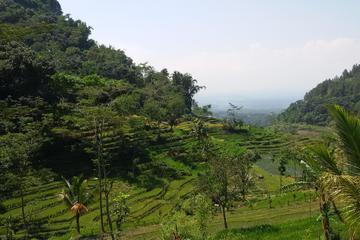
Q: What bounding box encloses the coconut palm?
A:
[58,176,93,235]
[305,143,340,240]
[280,144,335,240]
[307,105,360,238]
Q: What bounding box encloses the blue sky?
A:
[58,0,360,109]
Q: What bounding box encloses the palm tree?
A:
[307,105,360,238]
[58,176,93,235]
[281,144,337,240]
[306,144,340,240]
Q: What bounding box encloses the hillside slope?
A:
[280,64,360,125]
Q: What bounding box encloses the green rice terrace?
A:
[2,121,351,240]
[2,1,360,239]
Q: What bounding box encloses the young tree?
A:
[198,151,235,229]
[112,192,130,235]
[233,150,260,201]
[58,176,93,236]
[160,211,196,240]
[193,194,213,240]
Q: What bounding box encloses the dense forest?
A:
[280,64,360,125]
[2,1,360,240]
[0,0,204,178]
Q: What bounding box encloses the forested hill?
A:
[0,0,202,189]
[279,64,360,125]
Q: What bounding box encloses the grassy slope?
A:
[0,122,344,239]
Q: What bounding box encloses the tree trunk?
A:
[320,193,330,240]
[221,205,228,229]
[94,118,105,233]
[96,124,105,233]
[98,162,105,233]
[105,191,115,240]
[76,213,80,235]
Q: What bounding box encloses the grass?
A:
[215,216,350,240]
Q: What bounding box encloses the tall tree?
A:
[0,124,43,237]
[81,106,122,235]
[172,71,204,112]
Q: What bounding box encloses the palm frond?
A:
[330,175,360,229]
[308,143,341,175]
[328,105,360,175]
[58,190,73,208]
[58,175,93,216]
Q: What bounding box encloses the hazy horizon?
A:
[59,0,360,109]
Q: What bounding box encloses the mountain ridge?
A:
[280,64,360,125]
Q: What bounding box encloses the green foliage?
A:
[59,176,93,209]
[0,41,55,100]
[0,126,44,198]
[280,65,360,125]
[193,194,213,240]
[58,175,93,235]
[2,1,352,239]
[0,0,203,181]
[172,71,204,112]
[111,93,141,116]
[112,192,130,231]
[308,105,360,231]
[198,147,256,229]
[160,211,197,240]
[193,104,213,118]
[0,0,62,24]
[80,45,140,84]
